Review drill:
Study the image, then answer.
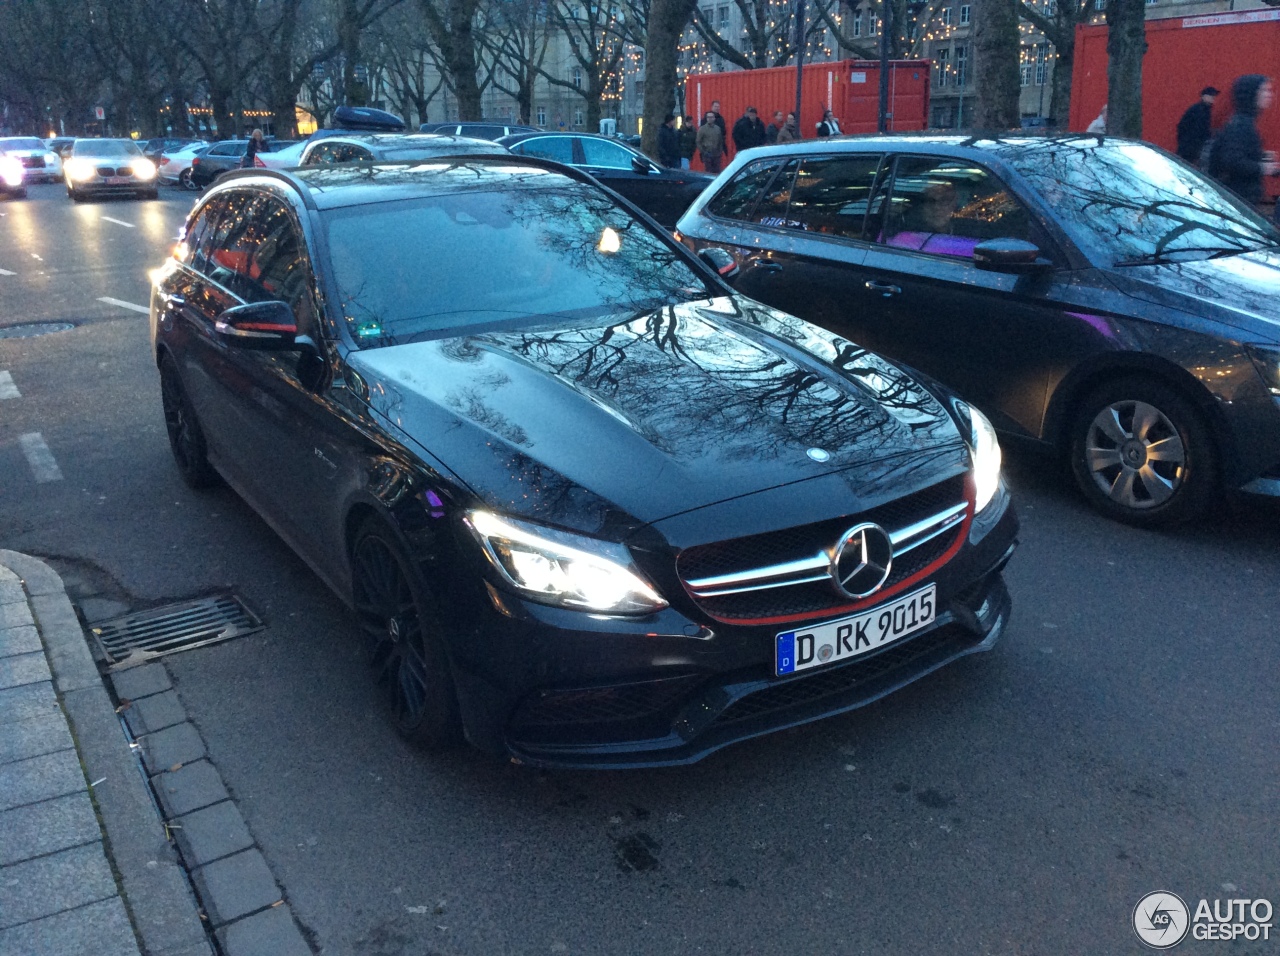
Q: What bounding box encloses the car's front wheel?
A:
[350,517,461,747]
[159,354,219,489]
[1069,376,1216,527]
[178,168,198,190]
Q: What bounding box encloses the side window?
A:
[579,138,635,170]
[705,160,784,221]
[248,198,319,336]
[204,192,267,298]
[787,154,883,239]
[512,137,574,163]
[879,156,1031,260]
[182,200,222,272]
[750,159,799,228]
[211,143,242,157]
[303,143,334,165]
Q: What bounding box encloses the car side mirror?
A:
[973,238,1053,275]
[631,156,653,175]
[699,247,739,281]
[215,301,298,350]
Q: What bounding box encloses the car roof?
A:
[318,133,504,150]
[722,131,1127,161]
[214,157,601,211]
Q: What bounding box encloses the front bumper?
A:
[446,500,1018,769]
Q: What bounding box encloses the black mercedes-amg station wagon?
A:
[149,158,1017,767]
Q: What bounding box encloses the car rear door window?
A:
[512,137,574,164]
[878,156,1031,260]
[182,201,222,273]
[704,160,785,221]
[211,143,243,157]
[580,138,636,170]
[787,154,884,240]
[750,159,799,228]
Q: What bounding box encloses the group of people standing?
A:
[656,101,842,172]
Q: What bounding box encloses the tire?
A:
[350,517,461,748]
[1068,376,1217,527]
[159,354,219,489]
[178,168,198,191]
[67,187,81,202]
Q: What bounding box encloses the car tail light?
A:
[159,154,168,164]
[192,157,201,165]
[254,155,266,168]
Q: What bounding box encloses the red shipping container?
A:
[1070,10,1280,198]
[684,59,930,170]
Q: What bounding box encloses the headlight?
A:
[465,510,667,614]
[65,158,96,181]
[1246,345,1280,396]
[0,158,21,188]
[966,404,1002,512]
[132,159,157,180]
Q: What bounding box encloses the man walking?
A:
[709,100,728,160]
[765,110,784,144]
[1176,86,1218,165]
[732,106,765,154]
[657,114,680,168]
[678,115,697,170]
[1208,75,1277,208]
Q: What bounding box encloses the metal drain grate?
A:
[0,322,77,339]
[92,593,263,663]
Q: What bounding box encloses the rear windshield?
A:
[0,138,45,151]
[73,140,142,158]
[324,180,712,347]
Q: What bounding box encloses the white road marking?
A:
[0,268,14,276]
[100,216,135,228]
[0,372,19,400]
[97,296,149,315]
[19,432,63,483]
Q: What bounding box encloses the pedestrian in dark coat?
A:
[1176,86,1218,164]
[1208,74,1277,206]
[816,110,842,137]
[678,115,697,170]
[241,128,265,168]
[732,107,765,153]
[657,114,681,168]
[765,110,784,144]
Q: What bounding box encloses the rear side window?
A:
[787,154,883,240]
[211,143,244,157]
[750,160,799,228]
[511,137,574,164]
[182,201,222,272]
[580,138,635,169]
[461,125,506,140]
[704,159,784,221]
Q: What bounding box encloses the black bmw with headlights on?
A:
[149,158,1017,768]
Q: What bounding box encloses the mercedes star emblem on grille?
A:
[830,523,894,599]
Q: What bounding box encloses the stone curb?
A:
[0,550,214,956]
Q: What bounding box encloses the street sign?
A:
[94,106,105,120]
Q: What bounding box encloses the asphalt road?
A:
[1,182,1277,956]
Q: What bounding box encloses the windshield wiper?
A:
[1114,243,1279,267]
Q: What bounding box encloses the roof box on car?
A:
[333,106,406,132]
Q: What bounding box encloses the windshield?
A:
[324,178,712,347]
[73,140,143,158]
[0,138,45,151]
[1000,139,1279,264]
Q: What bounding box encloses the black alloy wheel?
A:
[351,518,460,747]
[1069,376,1216,527]
[159,355,219,488]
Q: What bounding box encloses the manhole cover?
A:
[0,322,77,339]
[92,593,263,664]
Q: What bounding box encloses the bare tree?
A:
[640,0,698,156]
[478,0,553,123]
[692,0,828,69]
[1016,0,1090,124]
[540,0,625,129]
[418,0,486,119]
[368,5,447,124]
[1104,0,1144,137]
[972,0,1021,128]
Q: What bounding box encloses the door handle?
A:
[865,280,901,297]
[758,262,783,273]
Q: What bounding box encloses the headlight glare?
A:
[66,158,96,182]
[0,158,21,188]
[132,159,157,180]
[465,510,667,614]
[967,405,1002,512]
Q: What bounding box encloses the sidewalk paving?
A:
[0,551,212,956]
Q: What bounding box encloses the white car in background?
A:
[157,142,210,190]
[0,136,62,183]
[254,139,307,169]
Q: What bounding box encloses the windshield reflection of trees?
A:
[998,137,1278,261]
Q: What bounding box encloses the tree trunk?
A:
[210,89,234,138]
[1105,0,1145,137]
[640,0,694,158]
[585,79,604,130]
[1049,39,1073,124]
[972,0,1022,129]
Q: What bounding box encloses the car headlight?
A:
[0,158,21,188]
[132,159,157,180]
[465,510,667,614]
[65,158,96,181]
[1246,345,1280,396]
[966,404,1002,512]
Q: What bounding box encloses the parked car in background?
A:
[142,137,204,165]
[298,133,508,166]
[0,154,26,199]
[158,143,211,189]
[255,140,308,170]
[420,121,537,140]
[0,136,62,183]
[498,131,714,228]
[149,159,1016,766]
[64,138,158,200]
[675,134,1280,526]
[188,139,290,188]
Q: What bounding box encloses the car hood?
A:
[1111,247,1280,338]
[347,296,967,537]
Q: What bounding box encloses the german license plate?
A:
[775,585,936,676]
[107,176,126,185]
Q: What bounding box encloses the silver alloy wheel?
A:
[1084,400,1186,509]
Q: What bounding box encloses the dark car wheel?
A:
[1069,376,1216,527]
[159,355,219,489]
[178,168,198,191]
[351,518,461,747]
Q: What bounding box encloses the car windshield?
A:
[74,140,142,158]
[0,138,45,151]
[324,174,712,347]
[999,138,1280,265]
